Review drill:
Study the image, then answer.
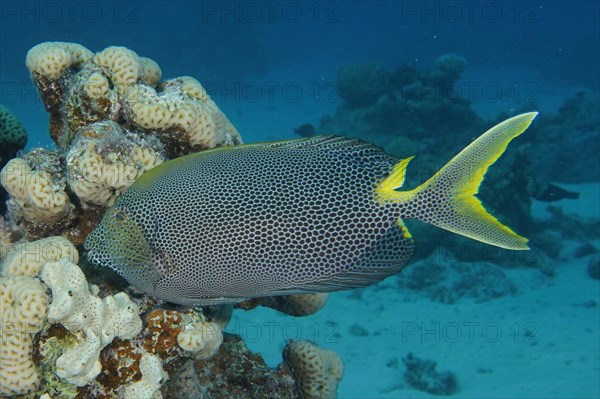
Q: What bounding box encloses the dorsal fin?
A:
[262,135,373,150]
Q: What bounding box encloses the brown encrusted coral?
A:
[141,306,233,375]
[163,333,300,399]
[78,336,147,399]
[33,324,82,399]
[98,337,142,390]
[142,309,187,370]
[26,42,93,146]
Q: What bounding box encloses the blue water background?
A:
[1,1,598,148]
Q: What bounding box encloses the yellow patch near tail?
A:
[397,219,412,238]
[378,112,538,250]
[376,156,414,199]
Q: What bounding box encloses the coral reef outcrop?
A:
[397,257,518,304]
[0,41,344,399]
[0,274,48,396]
[2,41,242,242]
[320,55,482,156]
[237,293,329,317]
[25,41,241,153]
[40,257,143,386]
[283,340,344,399]
[525,91,600,182]
[0,236,233,398]
[166,333,300,399]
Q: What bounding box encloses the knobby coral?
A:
[1,41,242,242]
[0,41,344,399]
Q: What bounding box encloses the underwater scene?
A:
[0,1,599,398]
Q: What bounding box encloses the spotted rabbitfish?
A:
[85,113,537,305]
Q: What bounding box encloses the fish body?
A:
[85,113,537,305]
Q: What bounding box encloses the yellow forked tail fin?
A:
[377,112,538,250]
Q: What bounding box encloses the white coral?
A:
[1,158,72,223]
[55,327,103,387]
[84,72,110,100]
[126,78,242,149]
[26,42,93,80]
[1,236,78,277]
[121,352,168,399]
[177,321,223,359]
[39,257,143,386]
[141,57,162,87]
[93,46,142,92]
[66,124,164,206]
[0,275,48,396]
